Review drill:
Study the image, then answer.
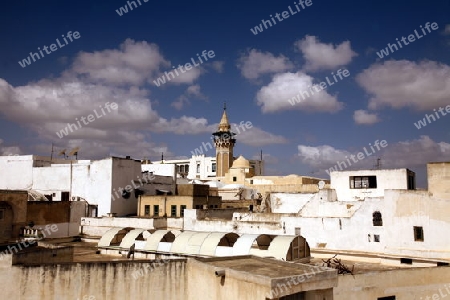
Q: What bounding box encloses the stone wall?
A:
[0,260,187,300]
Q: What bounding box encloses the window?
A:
[0,210,4,220]
[378,297,396,300]
[180,205,187,217]
[195,205,202,209]
[153,205,159,217]
[211,163,216,172]
[233,176,237,182]
[196,163,200,173]
[144,205,150,216]
[180,165,185,173]
[408,173,415,190]
[373,211,383,226]
[414,226,424,241]
[400,258,412,265]
[350,176,377,189]
[185,164,189,172]
[61,192,70,201]
[171,205,177,217]
[374,234,380,242]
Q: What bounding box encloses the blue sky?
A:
[1,0,449,187]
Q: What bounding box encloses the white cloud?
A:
[161,66,203,85]
[234,125,288,147]
[256,72,344,113]
[295,35,357,71]
[237,49,294,80]
[357,60,450,111]
[70,39,170,86]
[171,84,207,110]
[0,77,217,159]
[297,136,450,177]
[444,24,450,35]
[353,110,380,125]
[210,61,225,73]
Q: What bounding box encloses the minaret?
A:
[212,103,236,177]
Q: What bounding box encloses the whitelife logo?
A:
[250,0,313,35]
[325,140,388,176]
[18,31,81,68]
[153,50,215,87]
[288,68,350,106]
[56,102,118,139]
[414,105,450,129]
[376,22,438,59]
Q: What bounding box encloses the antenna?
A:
[50,143,54,161]
[374,158,382,169]
[223,102,226,110]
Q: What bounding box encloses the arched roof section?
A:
[232,234,260,256]
[184,231,212,255]
[232,234,277,256]
[144,230,175,251]
[119,228,146,249]
[268,235,310,261]
[198,232,239,256]
[170,231,197,253]
[98,227,133,247]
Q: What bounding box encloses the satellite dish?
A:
[58,149,67,159]
[318,181,325,190]
[69,147,80,159]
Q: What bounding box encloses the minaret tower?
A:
[212,103,236,177]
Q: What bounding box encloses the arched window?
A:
[373,211,382,226]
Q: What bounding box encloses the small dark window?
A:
[437,262,449,267]
[400,258,412,264]
[350,176,377,189]
[414,226,424,241]
[0,210,4,220]
[171,205,177,217]
[144,205,150,216]
[374,234,380,242]
[233,176,237,182]
[378,297,396,300]
[180,205,186,217]
[153,205,159,217]
[373,211,383,226]
[211,163,216,172]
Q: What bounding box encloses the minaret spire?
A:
[213,104,236,177]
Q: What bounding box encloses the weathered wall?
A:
[0,260,187,300]
[428,162,450,199]
[0,190,28,239]
[12,246,73,265]
[384,189,450,260]
[186,259,274,300]
[80,216,183,237]
[334,266,450,300]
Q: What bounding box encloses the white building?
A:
[184,164,450,265]
[152,155,264,180]
[330,168,416,200]
[0,155,161,217]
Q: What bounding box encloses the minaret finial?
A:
[224,102,226,110]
